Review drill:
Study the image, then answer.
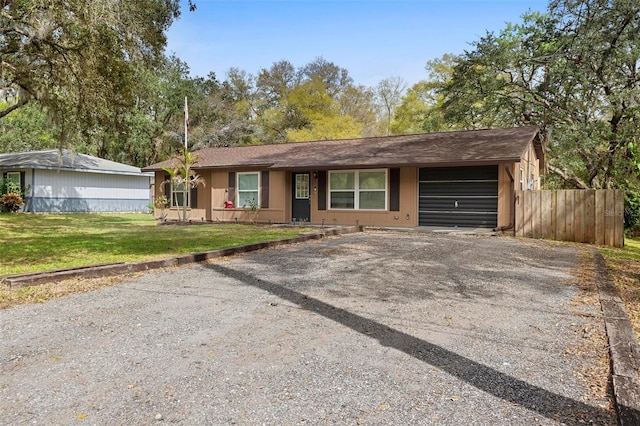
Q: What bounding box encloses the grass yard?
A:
[3,213,639,337]
[0,213,312,275]
[600,238,640,339]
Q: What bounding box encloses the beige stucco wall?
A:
[515,143,541,191]
[152,145,542,229]
[497,163,516,229]
[151,171,208,222]
[309,167,418,227]
[153,169,290,223]
[153,167,419,226]
[209,170,288,223]
[497,141,543,229]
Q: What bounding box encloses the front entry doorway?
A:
[292,172,311,223]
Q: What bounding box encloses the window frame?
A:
[328,169,388,211]
[295,173,310,200]
[528,173,535,190]
[170,181,189,208]
[519,168,525,191]
[6,171,21,193]
[237,171,260,208]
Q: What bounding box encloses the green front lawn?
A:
[0,214,311,275]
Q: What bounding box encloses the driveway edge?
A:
[2,226,362,288]
[593,248,640,425]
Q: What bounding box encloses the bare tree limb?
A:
[0,95,29,119]
[547,164,591,189]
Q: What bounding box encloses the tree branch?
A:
[0,95,29,119]
[547,164,591,189]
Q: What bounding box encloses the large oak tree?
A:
[0,0,192,143]
[440,0,640,192]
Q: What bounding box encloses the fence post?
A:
[515,190,524,237]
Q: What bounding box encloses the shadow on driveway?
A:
[206,262,610,425]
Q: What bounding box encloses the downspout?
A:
[494,164,515,232]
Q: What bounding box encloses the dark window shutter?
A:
[261,171,269,208]
[228,172,236,203]
[190,186,198,208]
[317,170,327,211]
[389,168,400,211]
[163,174,170,199]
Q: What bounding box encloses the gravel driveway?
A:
[1,231,615,425]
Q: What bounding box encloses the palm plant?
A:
[162,147,205,222]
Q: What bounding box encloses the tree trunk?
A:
[182,186,188,222]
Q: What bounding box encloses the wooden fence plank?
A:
[565,190,575,243]
[556,190,566,242]
[523,190,532,238]
[584,190,596,244]
[515,189,623,248]
[575,190,586,243]
[530,190,538,238]
[614,189,625,248]
[542,191,554,239]
[531,190,540,239]
[595,191,605,246]
[605,190,615,247]
[515,190,524,237]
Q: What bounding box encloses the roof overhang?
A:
[0,150,149,177]
[143,126,543,173]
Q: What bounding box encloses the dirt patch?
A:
[0,232,617,425]
[0,275,131,309]
[567,248,615,411]
[0,255,242,310]
[606,256,640,340]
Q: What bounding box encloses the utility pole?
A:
[184,96,189,150]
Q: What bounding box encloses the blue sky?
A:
[166,0,549,88]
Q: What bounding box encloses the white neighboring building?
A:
[0,150,152,213]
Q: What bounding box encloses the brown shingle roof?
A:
[143,126,542,171]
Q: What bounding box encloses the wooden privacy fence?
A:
[515,189,625,248]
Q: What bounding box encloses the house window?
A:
[329,169,387,210]
[170,182,189,208]
[6,171,20,192]
[295,174,310,199]
[519,168,525,191]
[237,172,260,208]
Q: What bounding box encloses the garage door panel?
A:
[420,181,497,197]
[419,166,498,181]
[418,211,498,227]
[419,166,498,228]
[419,197,498,212]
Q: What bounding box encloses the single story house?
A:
[143,126,544,229]
[0,150,152,213]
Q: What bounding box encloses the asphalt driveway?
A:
[0,231,615,425]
